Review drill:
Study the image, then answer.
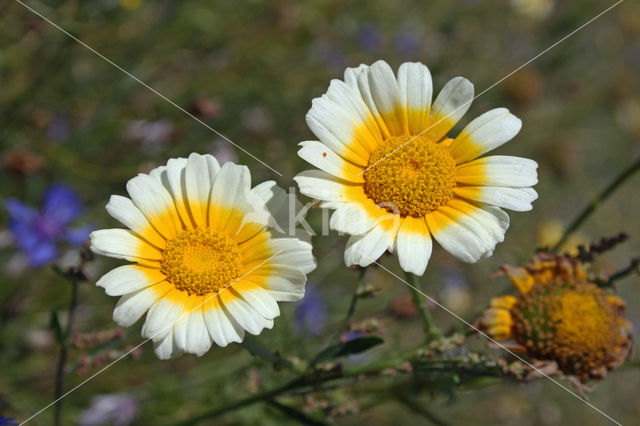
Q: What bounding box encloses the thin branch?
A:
[53,278,79,426]
[405,272,442,342]
[552,157,640,253]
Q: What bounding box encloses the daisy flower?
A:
[294,60,538,275]
[90,153,316,359]
[479,253,632,383]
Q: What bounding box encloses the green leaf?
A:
[312,336,383,365]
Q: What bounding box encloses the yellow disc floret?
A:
[161,228,242,296]
[363,135,456,217]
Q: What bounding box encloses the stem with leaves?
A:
[552,156,640,253]
[170,349,502,426]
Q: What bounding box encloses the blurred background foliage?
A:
[1,0,640,424]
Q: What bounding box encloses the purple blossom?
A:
[4,184,92,267]
[394,28,421,57]
[342,330,364,342]
[294,286,328,336]
[358,25,382,51]
[0,414,17,426]
[78,394,139,426]
[0,401,17,426]
[46,114,70,141]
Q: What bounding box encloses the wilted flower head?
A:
[78,393,139,426]
[479,253,633,382]
[4,184,92,267]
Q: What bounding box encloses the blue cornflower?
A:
[358,25,382,51]
[0,415,17,426]
[294,285,328,337]
[4,184,92,267]
[0,402,17,426]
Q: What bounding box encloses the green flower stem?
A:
[552,156,640,253]
[405,272,442,342]
[53,278,80,426]
[342,266,367,332]
[240,336,305,374]
[169,353,502,425]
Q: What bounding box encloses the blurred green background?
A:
[1,0,640,424]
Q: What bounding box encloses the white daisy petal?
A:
[366,60,404,136]
[219,291,271,336]
[456,155,539,187]
[126,173,183,239]
[96,264,165,296]
[245,265,307,302]
[112,285,165,327]
[344,64,369,89]
[249,180,302,237]
[297,141,364,183]
[184,153,220,227]
[209,162,252,231]
[186,307,213,356]
[255,238,316,275]
[163,157,192,228]
[449,108,522,164]
[90,229,162,262]
[294,170,355,202]
[203,297,245,347]
[105,195,165,248]
[426,200,509,263]
[430,76,474,141]
[397,217,432,276]
[142,293,184,341]
[306,96,371,166]
[232,287,280,320]
[325,79,382,153]
[344,224,398,267]
[356,65,392,140]
[454,186,538,211]
[398,62,433,135]
[153,330,183,360]
[330,202,375,236]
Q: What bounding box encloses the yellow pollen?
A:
[512,281,624,379]
[363,134,456,217]
[549,289,616,355]
[160,228,242,296]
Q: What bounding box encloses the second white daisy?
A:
[294,60,538,275]
[91,153,316,359]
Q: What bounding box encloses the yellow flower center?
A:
[160,228,242,296]
[363,134,456,217]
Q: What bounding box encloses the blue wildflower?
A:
[394,28,421,57]
[78,394,139,426]
[358,25,382,51]
[4,184,92,267]
[294,285,328,336]
[0,402,17,426]
[0,415,17,426]
[341,330,365,342]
